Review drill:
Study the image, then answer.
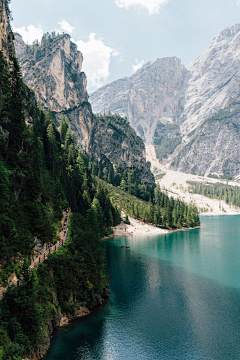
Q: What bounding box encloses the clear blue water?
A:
[44,215,240,360]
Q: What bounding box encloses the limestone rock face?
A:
[90,57,187,144]
[14,32,26,57]
[172,97,240,178]
[0,0,15,61]
[90,23,240,178]
[18,34,87,112]
[180,23,240,138]
[16,34,154,185]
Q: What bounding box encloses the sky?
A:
[9,0,240,93]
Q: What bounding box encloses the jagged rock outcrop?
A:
[0,0,15,61]
[18,34,87,112]
[14,32,25,57]
[17,34,154,185]
[90,24,240,178]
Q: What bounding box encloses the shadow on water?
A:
[44,215,240,360]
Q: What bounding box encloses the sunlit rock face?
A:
[180,24,240,138]
[16,34,154,185]
[14,33,25,57]
[18,34,88,112]
[90,57,187,145]
[90,24,240,178]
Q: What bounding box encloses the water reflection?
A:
[45,216,240,360]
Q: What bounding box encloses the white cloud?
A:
[132,58,144,72]
[237,0,240,7]
[13,25,44,44]
[58,20,75,34]
[115,0,170,14]
[75,33,119,91]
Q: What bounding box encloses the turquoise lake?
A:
[44,215,240,360]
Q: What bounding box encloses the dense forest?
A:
[187,181,240,208]
[0,45,120,359]
[103,181,200,229]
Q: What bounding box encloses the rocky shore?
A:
[22,288,110,360]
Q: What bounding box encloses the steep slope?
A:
[91,57,187,145]
[171,96,240,178]
[0,3,121,358]
[0,0,14,60]
[14,32,25,57]
[180,24,240,138]
[18,33,88,112]
[92,113,154,185]
[16,34,154,185]
[90,24,240,178]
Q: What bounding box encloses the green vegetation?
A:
[0,38,120,358]
[0,208,117,360]
[154,136,182,161]
[102,180,200,229]
[153,121,182,162]
[89,113,155,201]
[20,32,67,64]
[188,181,240,207]
[89,157,153,202]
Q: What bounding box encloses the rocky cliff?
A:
[16,34,154,185]
[91,57,186,145]
[18,33,87,112]
[171,96,240,179]
[14,32,25,57]
[0,0,14,61]
[90,24,240,179]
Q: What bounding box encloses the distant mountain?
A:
[90,24,240,179]
[15,33,154,186]
[90,57,186,145]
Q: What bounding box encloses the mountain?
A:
[14,32,25,57]
[90,24,240,179]
[90,57,186,145]
[0,0,14,61]
[15,33,154,186]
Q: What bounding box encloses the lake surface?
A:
[44,215,240,360]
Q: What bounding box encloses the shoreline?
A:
[111,217,200,238]
[22,288,110,360]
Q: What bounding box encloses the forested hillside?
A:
[0,11,120,356]
[89,113,155,193]
[102,181,200,229]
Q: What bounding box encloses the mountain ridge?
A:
[90,23,240,179]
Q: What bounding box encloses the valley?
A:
[147,145,240,215]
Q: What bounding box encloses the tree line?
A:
[102,181,200,229]
[187,181,240,208]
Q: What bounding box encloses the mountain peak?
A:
[215,23,240,42]
[17,33,87,112]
